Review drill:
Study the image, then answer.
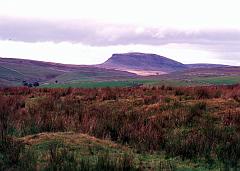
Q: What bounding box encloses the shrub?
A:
[175,89,185,96]
[186,102,207,126]
[44,140,137,171]
[196,88,211,99]
[45,140,80,171]
[0,96,19,143]
[95,153,137,171]
[217,132,240,169]
[0,138,33,170]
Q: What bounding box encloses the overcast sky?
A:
[0,0,240,65]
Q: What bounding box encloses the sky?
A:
[0,0,240,65]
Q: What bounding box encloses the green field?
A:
[40,76,240,88]
[40,79,158,88]
[193,76,240,85]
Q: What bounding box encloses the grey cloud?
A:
[0,17,240,46]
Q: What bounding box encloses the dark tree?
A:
[22,80,28,86]
[28,83,33,88]
[33,82,39,87]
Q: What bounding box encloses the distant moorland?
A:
[1,52,239,88]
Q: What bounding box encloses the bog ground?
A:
[0,85,240,170]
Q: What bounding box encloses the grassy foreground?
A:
[14,132,209,170]
[1,85,240,170]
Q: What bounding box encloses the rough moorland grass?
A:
[1,85,240,170]
[17,132,219,171]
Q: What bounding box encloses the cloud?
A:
[0,17,240,66]
[1,17,240,46]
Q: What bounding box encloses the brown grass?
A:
[1,84,240,167]
[19,132,128,151]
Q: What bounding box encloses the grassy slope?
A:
[0,59,63,85]
[0,58,137,87]
[18,132,216,171]
[0,66,26,81]
[40,67,240,88]
[0,78,20,87]
[49,70,137,83]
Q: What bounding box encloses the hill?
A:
[0,57,137,87]
[0,53,239,87]
[155,66,240,79]
[140,66,240,87]
[187,63,229,69]
[100,52,187,75]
